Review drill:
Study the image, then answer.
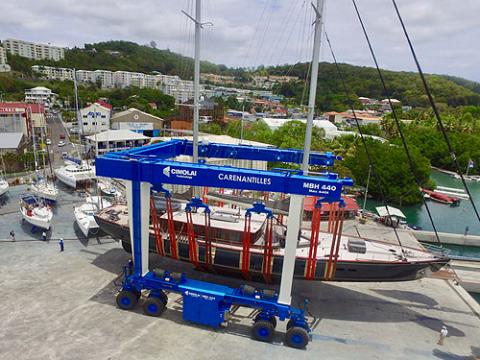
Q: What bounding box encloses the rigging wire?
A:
[391,0,480,225]
[351,0,441,244]
[324,31,408,251]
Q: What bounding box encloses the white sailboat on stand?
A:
[31,121,58,202]
[20,193,53,230]
[74,108,112,237]
[0,152,9,197]
[55,69,96,188]
[20,108,54,230]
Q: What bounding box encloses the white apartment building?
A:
[94,70,115,88]
[79,102,112,136]
[0,46,11,72]
[24,86,56,108]
[32,65,73,81]
[3,39,65,61]
[76,70,97,83]
[28,65,204,103]
[114,71,134,88]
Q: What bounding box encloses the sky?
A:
[1,0,479,81]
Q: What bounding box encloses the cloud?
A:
[0,0,479,81]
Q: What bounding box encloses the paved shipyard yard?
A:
[0,238,479,360]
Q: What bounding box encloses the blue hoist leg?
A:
[126,179,151,276]
[278,194,303,305]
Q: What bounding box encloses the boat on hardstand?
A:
[95,203,449,282]
[30,178,59,202]
[54,162,95,188]
[19,193,53,230]
[74,196,112,237]
[0,178,8,197]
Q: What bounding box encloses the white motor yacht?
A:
[20,194,53,230]
[98,178,121,197]
[55,163,95,188]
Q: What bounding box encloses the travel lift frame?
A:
[96,139,353,349]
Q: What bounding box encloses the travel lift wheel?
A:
[142,296,166,317]
[285,326,309,349]
[116,290,139,311]
[252,320,275,343]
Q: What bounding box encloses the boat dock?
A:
[412,229,480,248]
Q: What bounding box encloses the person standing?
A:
[42,231,47,241]
[59,238,64,252]
[10,230,15,242]
[437,325,448,345]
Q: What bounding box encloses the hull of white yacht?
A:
[75,210,99,237]
[54,165,95,189]
[31,182,58,202]
[20,206,53,230]
[0,181,8,197]
[95,205,450,283]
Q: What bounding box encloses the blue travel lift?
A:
[96,139,353,349]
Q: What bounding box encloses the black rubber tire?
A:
[252,320,275,343]
[285,327,309,349]
[159,291,168,306]
[143,296,166,317]
[269,316,277,329]
[121,240,132,254]
[116,290,138,310]
[255,314,277,329]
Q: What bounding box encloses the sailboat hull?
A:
[0,182,8,197]
[95,215,448,282]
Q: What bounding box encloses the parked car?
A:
[58,140,66,147]
[46,139,52,145]
[61,152,68,158]
[59,134,66,140]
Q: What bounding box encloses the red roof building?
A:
[95,99,112,110]
[304,196,360,219]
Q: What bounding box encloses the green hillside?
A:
[5,40,480,110]
[269,62,480,110]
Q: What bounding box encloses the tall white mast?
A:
[73,69,82,160]
[278,0,325,305]
[302,0,325,172]
[29,107,39,182]
[192,0,201,164]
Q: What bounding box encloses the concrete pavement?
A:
[0,238,479,360]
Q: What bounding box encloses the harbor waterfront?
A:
[363,170,480,236]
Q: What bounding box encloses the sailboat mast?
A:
[192,0,201,164]
[278,0,325,306]
[29,107,39,181]
[301,0,325,172]
[73,69,82,160]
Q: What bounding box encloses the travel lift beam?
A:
[96,140,353,349]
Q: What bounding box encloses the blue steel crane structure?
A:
[96,139,353,349]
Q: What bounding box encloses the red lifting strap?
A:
[331,208,345,277]
[262,217,274,283]
[150,197,164,256]
[202,187,209,204]
[241,215,252,279]
[186,210,199,267]
[166,197,178,259]
[204,212,213,267]
[325,203,345,280]
[305,205,321,280]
